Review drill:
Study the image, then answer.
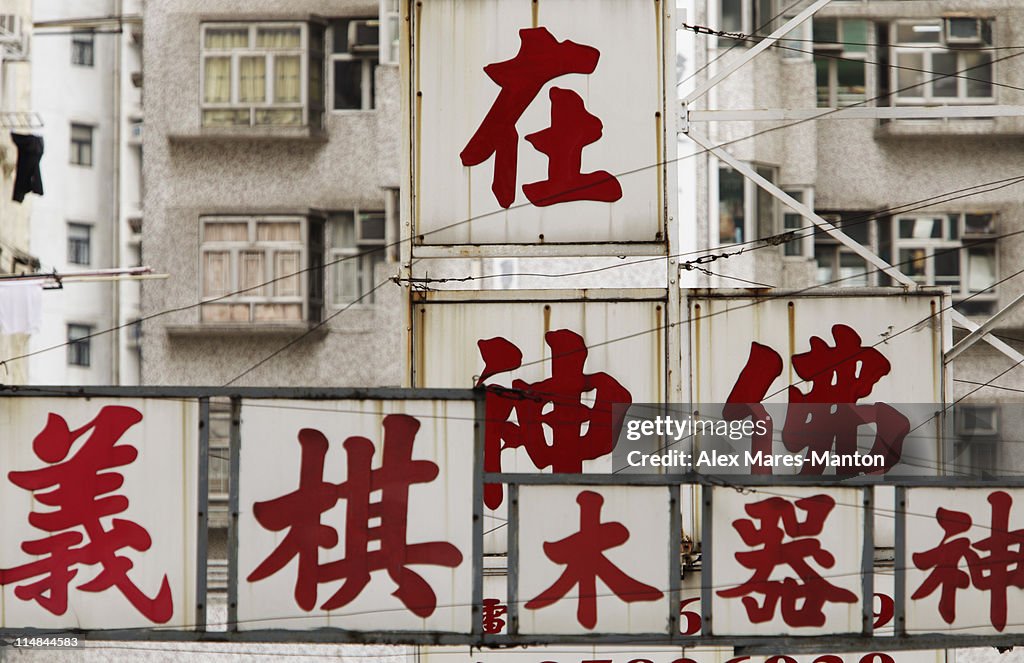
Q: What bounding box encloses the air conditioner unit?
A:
[955,405,999,437]
[944,17,983,44]
[348,19,379,53]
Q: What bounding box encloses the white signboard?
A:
[236,398,476,632]
[517,485,671,634]
[414,290,667,552]
[421,646,947,663]
[0,397,198,630]
[905,487,1024,636]
[413,0,669,249]
[684,290,948,406]
[682,291,949,483]
[711,486,865,636]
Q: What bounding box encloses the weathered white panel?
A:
[711,486,864,636]
[414,291,667,554]
[236,398,475,633]
[685,291,947,405]
[0,397,198,630]
[421,645,946,663]
[517,485,671,634]
[905,487,1024,636]
[414,0,667,248]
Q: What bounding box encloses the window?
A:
[891,19,994,103]
[781,189,814,257]
[328,210,386,305]
[814,19,868,107]
[813,212,998,313]
[717,164,778,245]
[71,30,94,66]
[720,0,780,39]
[200,215,323,323]
[329,18,378,110]
[200,22,325,128]
[67,223,91,266]
[208,403,231,499]
[814,212,875,287]
[894,213,997,300]
[70,123,93,166]
[67,324,93,367]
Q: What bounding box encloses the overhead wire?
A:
[4,41,1023,372]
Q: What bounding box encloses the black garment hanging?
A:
[11,132,44,203]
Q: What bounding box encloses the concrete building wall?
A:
[141,0,403,387]
[0,0,33,385]
[26,0,145,385]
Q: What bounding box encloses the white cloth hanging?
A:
[0,280,43,334]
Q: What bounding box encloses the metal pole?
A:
[195,397,210,632]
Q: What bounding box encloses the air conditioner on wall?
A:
[944,17,984,44]
[348,19,379,53]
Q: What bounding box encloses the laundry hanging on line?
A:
[0,280,42,334]
[10,132,43,203]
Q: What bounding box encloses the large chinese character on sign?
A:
[414,293,666,554]
[724,324,910,475]
[906,488,1024,635]
[0,398,197,630]
[477,329,632,509]
[415,0,668,246]
[461,27,622,209]
[237,399,476,633]
[686,292,948,482]
[712,486,864,635]
[517,486,670,634]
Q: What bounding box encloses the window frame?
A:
[199,215,316,324]
[70,123,94,166]
[199,22,322,128]
[890,19,995,105]
[67,222,92,266]
[327,209,387,307]
[892,213,998,299]
[813,19,869,108]
[67,324,93,367]
[71,30,95,67]
[716,161,779,247]
[328,18,379,112]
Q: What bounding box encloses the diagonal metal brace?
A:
[946,291,1024,363]
[687,129,1024,366]
[682,0,834,105]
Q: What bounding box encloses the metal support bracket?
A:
[946,290,1024,363]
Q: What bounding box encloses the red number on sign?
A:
[860,655,895,663]
[873,593,895,628]
[680,597,702,635]
[814,656,845,663]
[765,657,797,663]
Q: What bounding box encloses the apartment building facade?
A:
[688,0,1024,470]
[0,0,34,385]
[28,0,145,386]
[140,0,403,388]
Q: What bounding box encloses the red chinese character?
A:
[525,490,662,629]
[0,406,173,623]
[726,324,910,474]
[724,342,783,475]
[476,329,632,509]
[482,597,508,634]
[247,414,463,616]
[717,494,856,627]
[912,491,1024,631]
[460,27,621,208]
